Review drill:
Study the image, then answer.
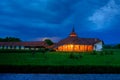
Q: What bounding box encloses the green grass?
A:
[0,49,120,66]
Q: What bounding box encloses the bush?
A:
[0,49,32,53]
[100,51,104,55]
[91,51,97,55]
[69,53,83,59]
[79,54,83,58]
[105,51,109,55]
[110,51,114,55]
[47,49,55,52]
[38,48,49,59]
[31,50,36,56]
[39,48,47,54]
[99,51,114,55]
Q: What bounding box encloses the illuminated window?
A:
[88,45,93,51]
[84,45,88,51]
[62,45,67,51]
[58,46,63,51]
[67,44,74,51]
[57,44,93,52]
[74,45,79,51]
[80,45,84,52]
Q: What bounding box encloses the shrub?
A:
[91,51,97,55]
[69,53,83,59]
[0,49,32,53]
[79,54,83,58]
[39,48,47,54]
[100,51,114,55]
[104,51,109,55]
[69,53,74,59]
[47,48,55,52]
[110,51,114,55]
[31,50,36,56]
[38,48,48,59]
[100,51,104,55]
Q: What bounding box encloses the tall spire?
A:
[72,26,75,32]
[69,26,77,37]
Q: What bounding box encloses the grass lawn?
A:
[0,49,120,66]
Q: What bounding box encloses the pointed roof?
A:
[53,26,103,48]
[69,26,77,37]
[72,26,75,32]
[53,37,102,48]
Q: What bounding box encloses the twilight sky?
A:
[0,0,120,44]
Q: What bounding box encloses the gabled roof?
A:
[53,36,102,48]
[0,41,48,47]
[53,27,103,48]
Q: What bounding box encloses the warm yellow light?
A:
[70,44,73,48]
[70,34,76,37]
[57,44,93,52]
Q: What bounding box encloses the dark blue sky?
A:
[0,0,120,44]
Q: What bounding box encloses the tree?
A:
[103,45,113,49]
[0,37,21,42]
[44,39,54,46]
[0,38,3,42]
[115,44,120,49]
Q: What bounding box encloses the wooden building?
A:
[0,41,48,50]
[0,27,103,52]
[53,27,103,52]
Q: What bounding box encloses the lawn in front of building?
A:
[0,49,120,66]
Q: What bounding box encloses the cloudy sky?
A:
[0,0,120,44]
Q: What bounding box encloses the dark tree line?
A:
[44,39,54,46]
[116,44,120,49]
[0,37,21,42]
[103,44,120,49]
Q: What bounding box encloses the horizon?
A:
[0,0,120,44]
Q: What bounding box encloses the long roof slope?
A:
[0,41,48,47]
[53,27,103,48]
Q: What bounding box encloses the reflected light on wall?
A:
[57,44,93,52]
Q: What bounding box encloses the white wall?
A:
[16,46,20,49]
[21,46,25,50]
[94,42,103,51]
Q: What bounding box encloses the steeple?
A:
[72,26,75,32]
[69,26,77,37]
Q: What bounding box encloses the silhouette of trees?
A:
[103,44,120,49]
[115,44,120,49]
[0,37,21,42]
[44,39,54,46]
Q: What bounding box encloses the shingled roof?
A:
[53,36,102,48]
[53,27,103,48]
[0,41,48,47]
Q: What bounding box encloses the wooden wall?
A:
[57,44,93,52]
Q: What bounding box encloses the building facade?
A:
[0,41,48,50]
[0,27,103,52]
[53,28,103,52]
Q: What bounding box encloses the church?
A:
[0,27,103,52]
[53,27,103,52]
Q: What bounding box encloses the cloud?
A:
[0,0,80,39]
[0,0,120,44]
[0,0,76,29]
[88,0,120,30]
